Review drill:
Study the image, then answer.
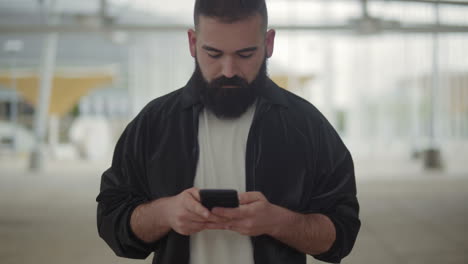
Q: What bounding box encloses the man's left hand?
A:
[205,191,285,236]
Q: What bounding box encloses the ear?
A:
[265,29,276,58]
[188,29,197,57]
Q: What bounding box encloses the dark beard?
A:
[192,57,268,119]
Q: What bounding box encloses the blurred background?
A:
[0,0,467,263]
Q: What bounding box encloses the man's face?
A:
[189,14,274,86]
[187,14,275,118]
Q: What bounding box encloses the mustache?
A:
[209,75,249,89]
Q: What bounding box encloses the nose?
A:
[221,56,239,78]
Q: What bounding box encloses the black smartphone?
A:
[199,189,239,210]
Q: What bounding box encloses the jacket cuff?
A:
[125,202,161,252]
[312,214,343,263]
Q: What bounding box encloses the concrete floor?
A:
[0,157,467,264]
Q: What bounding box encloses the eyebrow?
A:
[202,45,222,53]
[202,45,258,54]
[236,47,258,53]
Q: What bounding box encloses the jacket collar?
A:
[181,76,289,110]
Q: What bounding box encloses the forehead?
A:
[197,14,264,50]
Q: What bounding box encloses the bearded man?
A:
[96,1,360,263]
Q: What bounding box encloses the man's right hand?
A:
[131,187,228,243]
[165,187,227,235]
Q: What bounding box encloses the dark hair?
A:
[194,0,268,31]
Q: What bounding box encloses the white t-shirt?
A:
[190,104,256,264]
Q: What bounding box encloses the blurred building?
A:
[0,0,467,170]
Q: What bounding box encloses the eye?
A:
[207,52,222,59]
[238,52,254,59]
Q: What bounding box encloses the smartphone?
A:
[199,189,239,210]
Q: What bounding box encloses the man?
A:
[96,0,360,263]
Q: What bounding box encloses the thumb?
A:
[239,192,264,205]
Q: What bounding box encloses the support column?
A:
[29,33,58,171]
[322,36,336,128]
[48,114,59,159]
[424,3,443,170]
[9,54,19,153]
[4,39,23,153]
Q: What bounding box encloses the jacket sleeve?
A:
[308,120,361,263]
[96,113,159,259]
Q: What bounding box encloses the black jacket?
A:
[96,77,360,264]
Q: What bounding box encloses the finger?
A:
[185,206,228,223]
[185,189,226,221]
[238,192,264,205]
[219,220,243,234]
[185,211,210,222]
[206,213,230,223]
[187,209,228,223]
[222,219,254,236]
[182,221,206,235]
[211,207,242,219]
[186,187,201,202]
[204,222,229,230]
[215,203,254,221]
[184,195,210,219]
